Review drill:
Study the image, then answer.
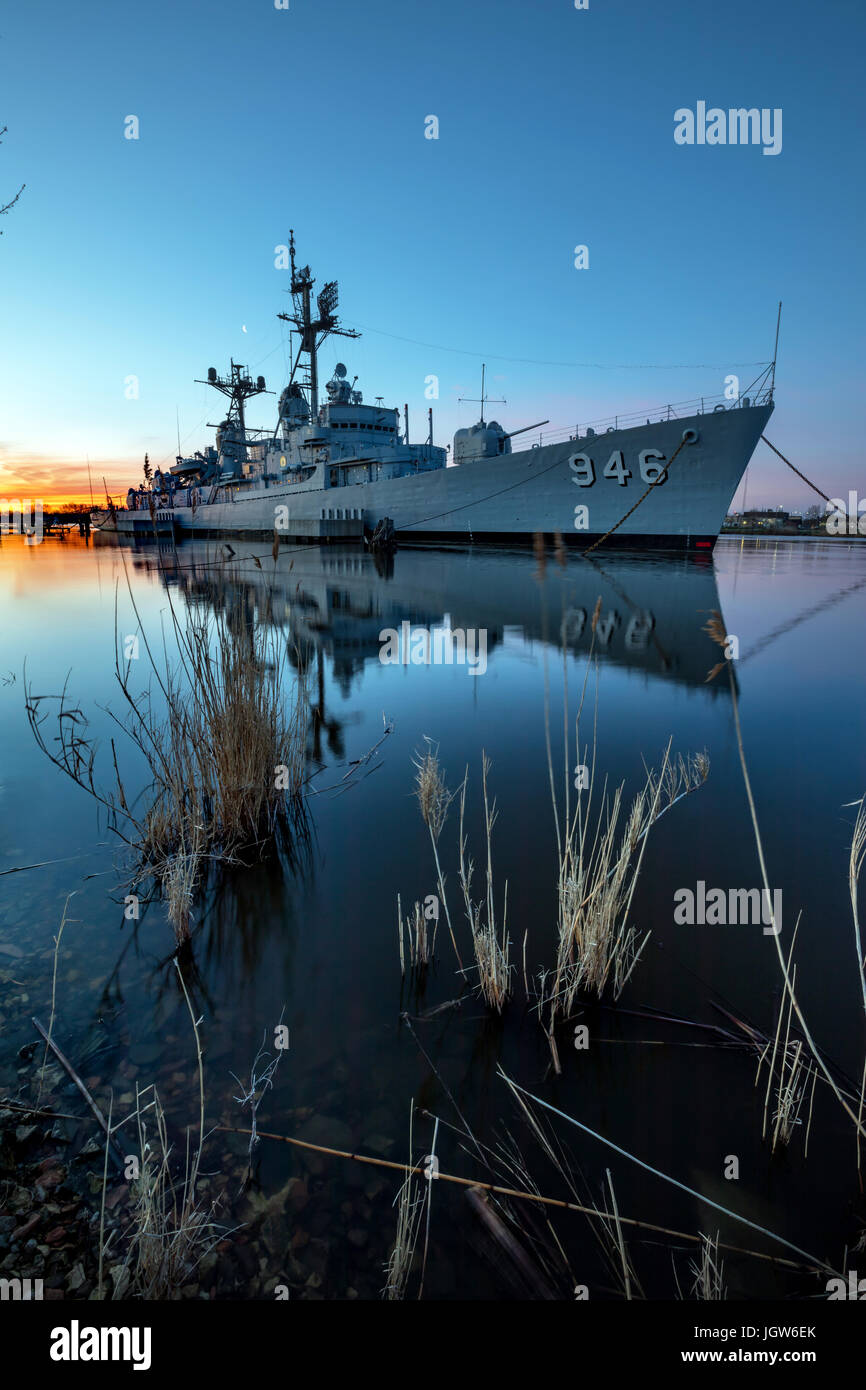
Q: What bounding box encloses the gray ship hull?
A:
[99,401,772,550]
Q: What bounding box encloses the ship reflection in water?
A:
[127,540,730,700]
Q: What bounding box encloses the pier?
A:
[44,511,92,536]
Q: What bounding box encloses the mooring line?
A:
[760,436,831,505]
[584,434,690,555]
[590,431,834,557]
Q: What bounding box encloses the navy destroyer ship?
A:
[92,234,775,550]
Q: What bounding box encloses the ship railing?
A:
[514,384,774,453]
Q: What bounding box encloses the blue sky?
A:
[1,0,863,505]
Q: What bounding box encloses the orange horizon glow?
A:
[0,452,144,508]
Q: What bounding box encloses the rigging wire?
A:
[351,321,772,372]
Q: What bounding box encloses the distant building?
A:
[722,508,815,534]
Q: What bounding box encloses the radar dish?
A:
[334,363,347,378]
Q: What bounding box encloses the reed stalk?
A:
[458,755,512,1011]
[397,894,431,974]
[383,1102,425,1300]
[413,741,463,970]
[690,1232,726,1300]
[849,797,866,1173]
[37,892,76,1104]
[592,1168,643,1299]
[118,965,226,1298]
[754,922,818,1154]
[704,611,866,1147]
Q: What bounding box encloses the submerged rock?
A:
[294,1114,352,1174]
[362,1133,394,1156]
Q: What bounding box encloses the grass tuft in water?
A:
[26,580,309,941]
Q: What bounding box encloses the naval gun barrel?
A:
[503,419,549,440]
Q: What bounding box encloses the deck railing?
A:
[515,385,774,453]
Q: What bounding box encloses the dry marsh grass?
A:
[689,1232,726,1301]
[413,740,463,970]
[543,742,709,1056]
[592,1169,644,1300]
[112,962,226,1299]
[709,598,866,1163]
[132,604,309,935]
[540,599,709,1065]
[121,1082,221,1299]
[754,919,818,1153]
[407,745,512,1006]
[382,1103,427,1300]
[26,580,309,940]
[850,796,866,1020]
[398,894,432,974]
[458,754,512,1011]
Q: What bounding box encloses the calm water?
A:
[1,532,864,1299]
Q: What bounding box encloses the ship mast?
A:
[195,361,269,460]
[458,362,505,427]
[278,230,359,422]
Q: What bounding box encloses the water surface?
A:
[1,533,863,1299]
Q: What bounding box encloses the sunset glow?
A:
[0,452,144,507]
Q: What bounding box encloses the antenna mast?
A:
[770,301,782,397]
[195,361,270,459]
[458,362,505,426]
[278,230,359,422]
